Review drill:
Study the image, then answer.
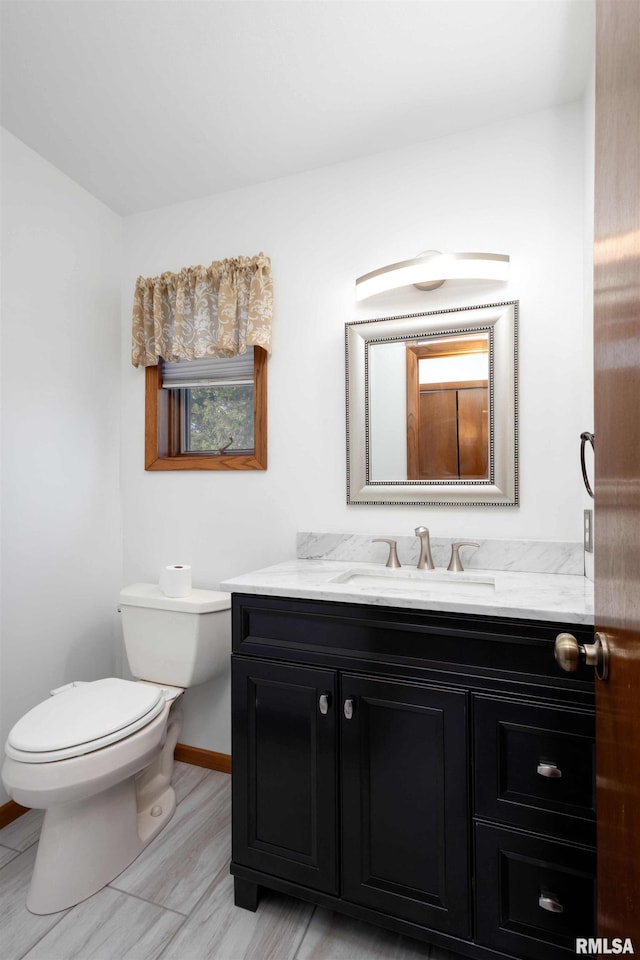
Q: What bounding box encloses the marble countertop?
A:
[221,559,594,625]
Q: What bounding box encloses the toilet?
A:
[1,582,231,915]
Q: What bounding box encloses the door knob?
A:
[554,631,609,681]
[344,698,355,720]
[318,693,330,715]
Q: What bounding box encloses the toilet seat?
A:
[5,678,165,763]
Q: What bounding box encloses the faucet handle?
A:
[372,538,401,568]
[447,540,480,572]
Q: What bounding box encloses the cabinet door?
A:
[341,675,469,936]
[232,658,338,894]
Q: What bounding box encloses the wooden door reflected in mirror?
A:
[406,334,489,481]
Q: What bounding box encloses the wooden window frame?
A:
[145,346,267,471]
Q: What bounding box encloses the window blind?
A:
[161,348,254,389]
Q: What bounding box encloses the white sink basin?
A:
[329,567,495,595]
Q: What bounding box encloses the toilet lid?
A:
[6,678,165,760]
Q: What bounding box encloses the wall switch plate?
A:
[584,509,594,553]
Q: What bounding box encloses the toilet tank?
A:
[119,583,231,687]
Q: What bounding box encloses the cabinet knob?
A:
[554,631,610,681]
[537,762,562,779]
[344,698,355,720]
[319,693,330,715]
[538,892,563,914]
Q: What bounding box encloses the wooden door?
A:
[594,0,640,945]
[414,384,489,480]
[231,658,338,894]
[418,388,459,477]
[340,674,470,936]
[457,386,489,478]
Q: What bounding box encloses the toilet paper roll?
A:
[159,564,192,598]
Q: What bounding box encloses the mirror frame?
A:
[345,301,518,505]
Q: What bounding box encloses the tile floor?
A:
[0,763,463,960]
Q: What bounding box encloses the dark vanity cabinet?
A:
[230,594,596,960]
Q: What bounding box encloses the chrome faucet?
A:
[372,538,401,568]
[414,526,435,570]
[447,540,480,572]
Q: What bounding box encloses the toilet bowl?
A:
[1,584,231,914]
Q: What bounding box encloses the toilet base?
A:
[25,701,183,914]
[27,774,177,914]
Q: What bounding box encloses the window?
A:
[145,347,267,471]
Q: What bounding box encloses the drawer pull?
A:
[344,698,355,720]
[539,893,564,914]
[537,762,562,779]
[319,693,330,715]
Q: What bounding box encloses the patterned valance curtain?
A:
[131,253,273,368]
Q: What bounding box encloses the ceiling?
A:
[0,0,594,216]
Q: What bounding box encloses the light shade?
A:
[355,251,509,301]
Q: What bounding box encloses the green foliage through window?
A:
[185,385,254,453]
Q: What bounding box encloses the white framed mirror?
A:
[345,301,518,505]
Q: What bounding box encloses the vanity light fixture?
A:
[355,250,510,301]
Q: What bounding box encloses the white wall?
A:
[583,52,596,580]
[0,130,122,803]
[121,102,590,752]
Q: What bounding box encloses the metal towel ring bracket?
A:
[580,432,595,498]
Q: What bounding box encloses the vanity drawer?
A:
[233,595,597,692]
[475,823,596,960]
[474,695,595,843]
